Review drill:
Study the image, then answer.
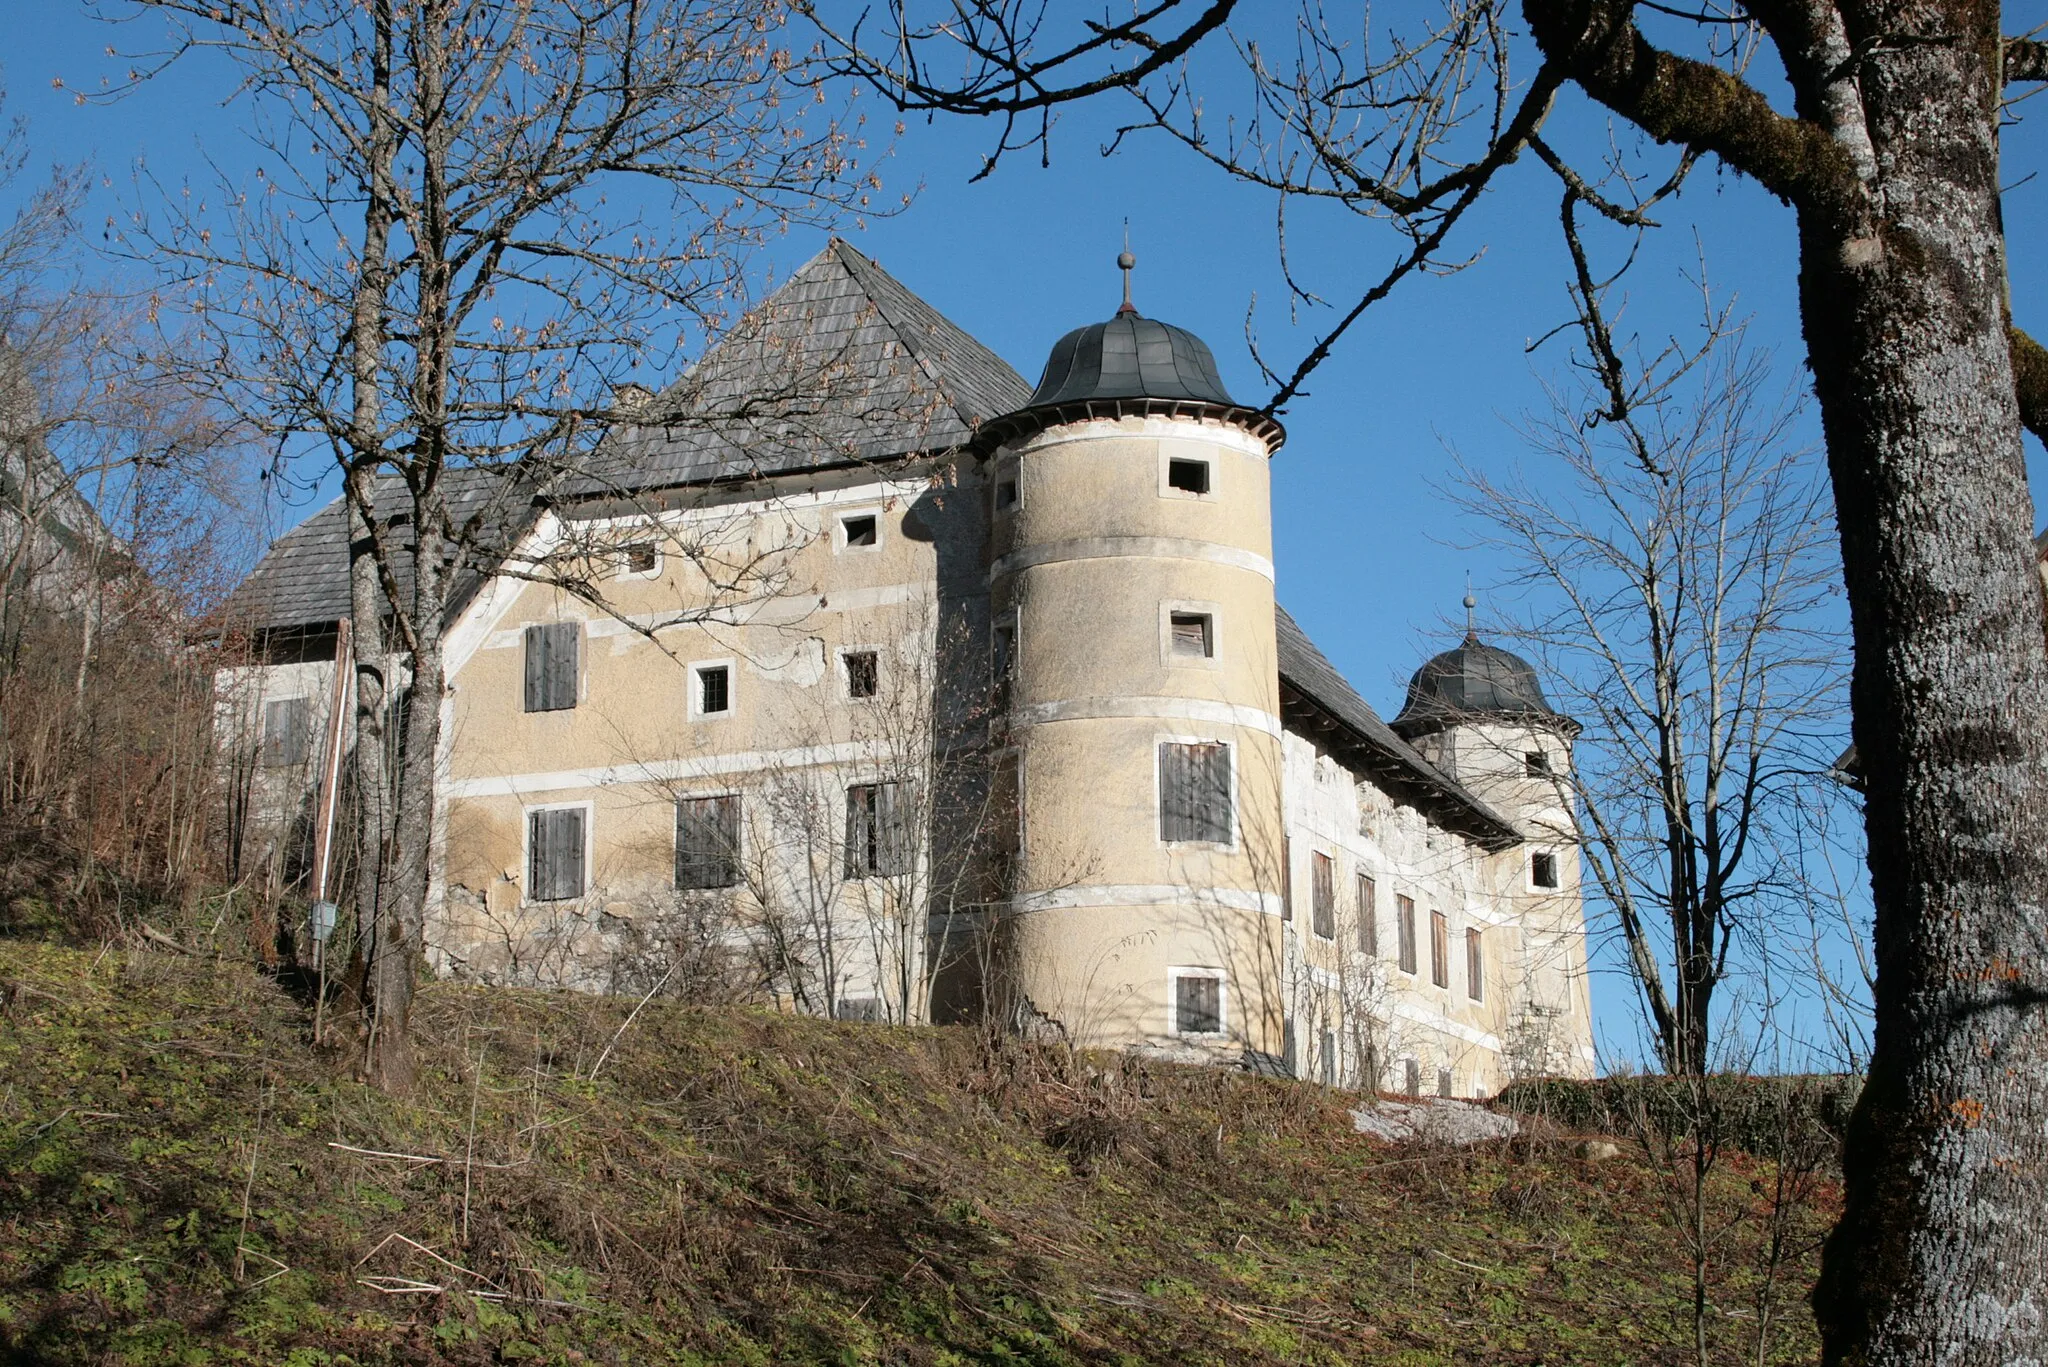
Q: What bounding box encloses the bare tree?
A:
[801,4,2048,1356]
[1450,261,1847,1075]
[104,0,879,1090]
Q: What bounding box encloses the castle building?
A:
[219,241,1595,1093]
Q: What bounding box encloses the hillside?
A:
[0,940,1832,1365]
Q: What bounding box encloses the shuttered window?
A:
[1169,612,1213,658]
[523,622,580,712]
[674,795,741,890]
[1357,874,1378,955]
[1467,928,1485,1001]
[1397,895,1418,974]
[262,696,310,768]
[1431,910,1450,988]
[1310,852,1335,940]
[1159,742,1232,843]
[1174,972,1223,1035]
[527,807,586,901]
[845,782,910,878]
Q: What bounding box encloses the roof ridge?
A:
[827,239,1028,434]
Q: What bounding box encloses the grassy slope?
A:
[0,941,1832,1366]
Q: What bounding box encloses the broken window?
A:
[1532,851,1559,889]
[1159,741,1232,843]
[523,622,580,712]
[1311,852,1335,940]
[262,696,310,768]
[845,782,910,878]
[841,513,878,547]
[1173,972,1224,1035]
[1467,927,1485,1001]
[844,651,879,700]
[1166,457,1210,494]
[697,664,731,716]
[1431,910,1450,988]
[674,794,741,890]
[1169,611,1213,658]
[1357,873,1378,955]
[1397,894,1418,975]
[527,807,586,901]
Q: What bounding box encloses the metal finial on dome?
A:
[1463,575,1478,640]
[1117,222,1137,317]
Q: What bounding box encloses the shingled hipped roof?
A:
[1275,607,1520,849]
[572,240,1032,493]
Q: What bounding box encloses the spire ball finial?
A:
[1463,574,1477,638]
[1117,222,1138,316]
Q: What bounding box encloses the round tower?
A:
[976,266,1288,1059]
[1391,627,1594,1076]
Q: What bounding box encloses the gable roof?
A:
[1275,607,1521,849]
[217,466,542,634]
[571,240,1032,494]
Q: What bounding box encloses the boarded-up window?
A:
[621,543,657,575]
[697,664,731,715]
[1357,874,1378,955]
[675,795,740,890]
[1174,972,1223,1035]
[523,623,579,712]
[262,696,310,768]
[1431,910,1450,988]
[1397,894,1418,974]
[1532,850,1559,888]
[1467,927,1485,1001]
[1159,741,1232,843]
[1169,611,1213,658]
[845,782,910,878]
[1311,852,1335,939]
[844,651,879,699]
[527,807,585,901]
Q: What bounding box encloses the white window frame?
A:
[520,799,594,905]
[616,540,662,581]
[689,658,737,721]
[1158,599,1222,669]
[839,644,883,701]
[834,508,885,554]
[1159,449,1217,502]
[1154,733,1239,850]
[1167,966,1230,1038]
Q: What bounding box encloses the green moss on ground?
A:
[0,941,1831,1365]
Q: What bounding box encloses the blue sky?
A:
[10,5,2045,1066]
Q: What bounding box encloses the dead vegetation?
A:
[0,937,1833,1365]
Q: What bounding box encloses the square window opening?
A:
[1169,611,1214,658]
[995,479,1018,509]
[1174,972,1224,1036]
[1525,749,1551,777]
[1532,851,1560,889]
[622,542,658,576]
[698,665,731,716]
[845,650,879,700]
[842,514,878,547]
[1167,458,1211,495]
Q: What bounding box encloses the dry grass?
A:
[0,939,1834,1365]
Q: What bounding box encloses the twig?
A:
[138,922,191,955]
[328,1142,445,1165]
[235,1080,269,1281]
[587,961,677,1081]
[462,1041,486,1246]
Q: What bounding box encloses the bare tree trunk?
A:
[1805,10,2048,1360]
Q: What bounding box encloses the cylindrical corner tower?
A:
[976,298,1289,1059]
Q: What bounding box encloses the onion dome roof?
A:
[1390,634,1571,737]
[1026,313,1237,408]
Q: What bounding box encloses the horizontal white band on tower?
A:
[1008,695,1282,736]
[990,536,1275,582]
[1011,883,1287,919]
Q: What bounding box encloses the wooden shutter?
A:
[547,623,579,710]
[1404,1059,1420,1096]
[529,808,585,900]
[1170,612,1210,656]
[1397,895,1417,974]
[845,784,874,878]
[1311,853,1335,939]
[263,697,309,767]
[523,625,547,712]
[876,782,909,875]
[676,795,740,890]
[1467,928,1484,1001]
[1357,874,1378,954]
[1176,974,1221,1034]
[1199,743,1232,842]
[1431,910,1449,988]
